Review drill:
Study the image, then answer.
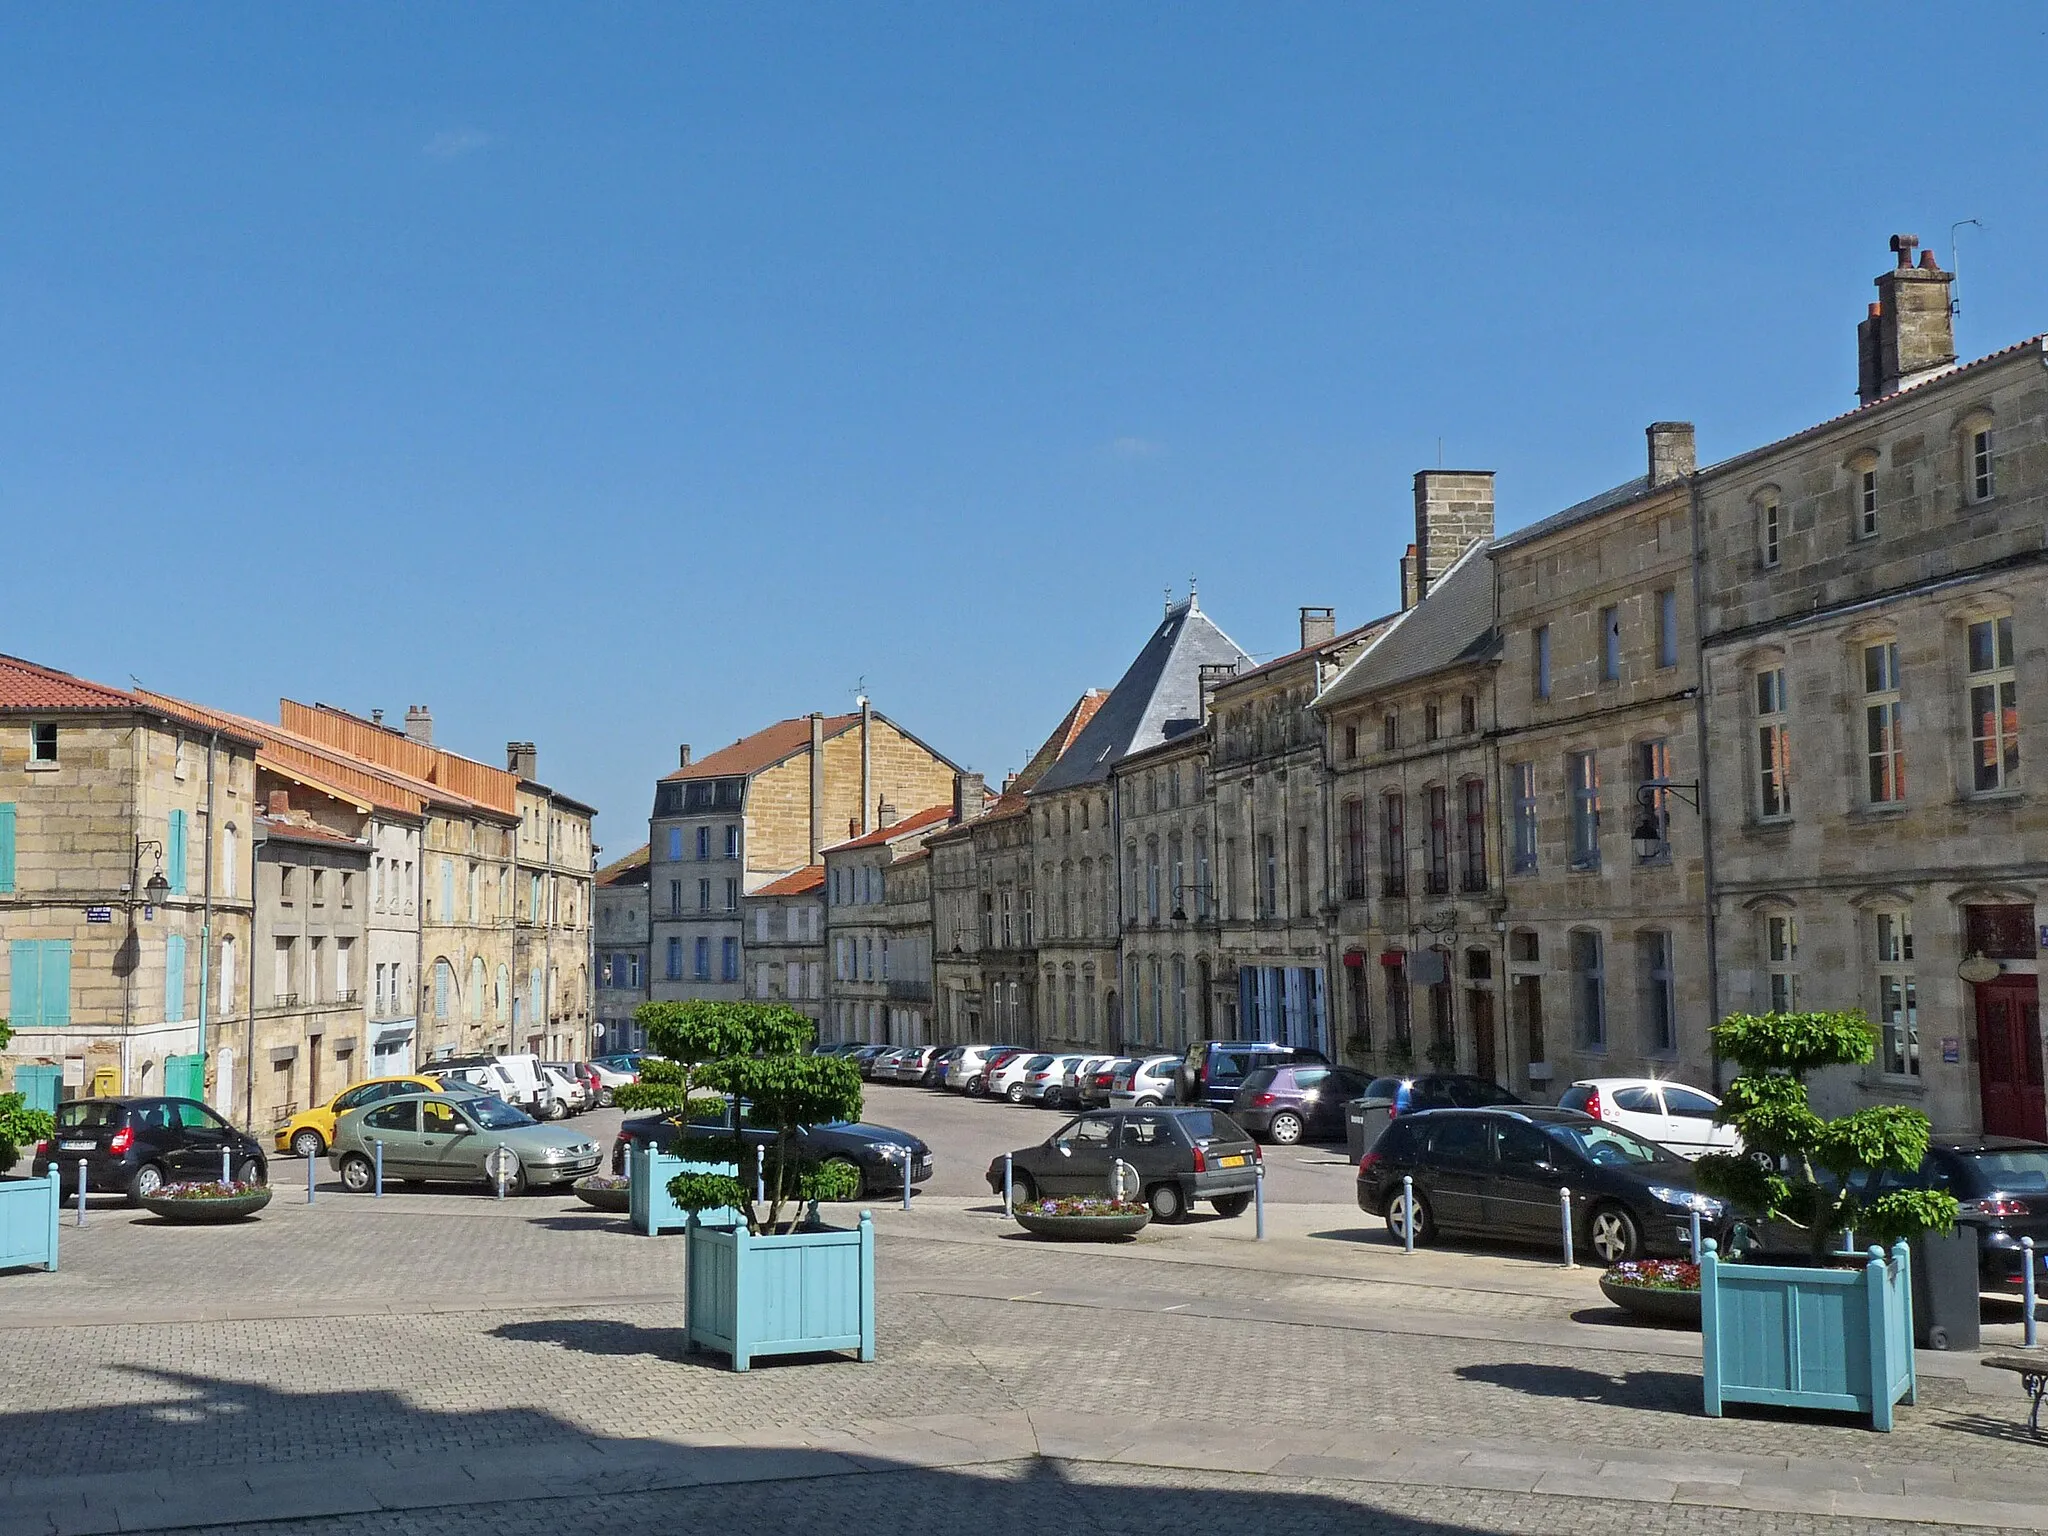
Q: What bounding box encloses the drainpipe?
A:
[243,822,264,1131]
[1688,474,1725,1088]
[197,731,217,1071]
[859,697,873,836]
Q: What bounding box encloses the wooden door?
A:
[1977,977,2045,1140]
[1468,988,1497,1084]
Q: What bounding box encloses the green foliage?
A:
[805,1159,862,1203]
[633,1000,814,1066]
[666,1170,748,1215]
[1696,1009,1958,1261]
[703,1055,862,1135]
[0,1016,12,1053]
[0,1092,53,1174]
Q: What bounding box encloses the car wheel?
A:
[1005,1083,1027,1104]
[599,1089,614,1108]
[1135,1097,1159,1109]
[825,1156,866,1201]
[339,1154,375,1194]
[127,1162,167,1203]
[234,1158,265,1187]
[1267,1111,1304,1146]
[1587,1203,1642,1266]
[1210,1192,1252,1218]
[966,1076,984,1096]
[492,1162,528,1197]
[290,1129,326,1161]
[1383,1186,1434,1244]
[1146,1182,1187,1223]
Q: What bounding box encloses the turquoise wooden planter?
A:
[684,1210,875,1371]
[627,1145,741,1236]
[0,1170,60,1273]
[1700,1238,1916,1430]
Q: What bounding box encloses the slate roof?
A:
[1491,475,1653,553]
[752,864,825,898]
[1031,599,1251,794]
[823,802,955,853]
[1315,540,1499,709]
[663,714,862,783]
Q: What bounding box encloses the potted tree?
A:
[0,1022,61,1272]
[1693,1009,1959,1430]
[612,1000,774,1235]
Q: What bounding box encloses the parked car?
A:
[922,1047,963,1087]
[987,1107,1260,1223]
[1231,1063,1373,1145]
[1356,1106,1727,1265]
[1344,1073,1524,1161]
[1108,1054,1181,1109]
[969,1047,1028,1096]
[543,1062,603,1113]
[988,1052,1055,1104]
[34,1097,268,1202]
[611,1106,933,1198]
[1079,1057,1134,1109]
[428,1061,524,1105]
[1051,1055,1116,1111]
[851,1045,896,1079]
[273,1075,441,1160]
[586,1056,640,1104]
[814,1042,871,1058]
[1557,1079,1739,1159]
[1178,1041,1330,1110]
[331,1091,602,1195]
[534,1065,586,1119]
[1020,1054,1086,1106]
[886,1046,942,1084]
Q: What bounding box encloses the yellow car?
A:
[275,1076,442,1160]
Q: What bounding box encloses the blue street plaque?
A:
[85,907,113,924]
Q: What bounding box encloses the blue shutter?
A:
[41,941,70,1027]
[441,861,454,916]
[165,934,187,1022]
[0,803,15,893]
[167,809,188,896]
[11,940,43,1026]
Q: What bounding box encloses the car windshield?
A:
[1962,1149,2048,1194]
[1022,1055,1052,1071]
[1363,1077,1404,1102]
[55,1102,126,1130]
[465,1099,536,1131]
[1239,1067,1278,1095]
[1176,1111,1244,1143]
[1545,1121,1679,1168]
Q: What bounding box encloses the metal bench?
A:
[1981,1351,2048,1437]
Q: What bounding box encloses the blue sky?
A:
[4,6,2043,851]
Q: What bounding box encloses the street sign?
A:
[484,1145,519,1185]
[1942,1036,1962,1065]
[85,907,112,924]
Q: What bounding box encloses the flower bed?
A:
[1013,1196,1151,1241]
[1599,1258,1702,1326]
[138,1181,272,1224]
[573,1174,631,1213]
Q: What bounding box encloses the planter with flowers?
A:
[1599,1259,1701,1326]
[572,1173,631,1213]
[139,1180,273,1224]
[1013,1195,1151,1241]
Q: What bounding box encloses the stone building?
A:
[1107,724,1216,1057]
[592,845,649,1054]
[1030,596,1250,1052]
[647,701,957,1008]
[823,802,961,1045]
[742,864,825,1029]
[1696,236,2048,1136]
[1488,425,1709,1097]
[0,656,259,1111]
[508,750,600,1060]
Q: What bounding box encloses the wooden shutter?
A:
[168,810,189,895]
[11,940,42,1026]
[41,941,71,1027]
[0,803,14,892]
[165,934,187,1023]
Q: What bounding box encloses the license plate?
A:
[59,1140,94,1152]
[1216,1154,1247,1168]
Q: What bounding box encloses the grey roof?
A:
[1491,473,1651,552]
[1031,598,1251,793]
[1314,540,1498,710]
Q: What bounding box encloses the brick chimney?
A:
[1413,472,1495,600]
[1647,422,1696,486]
[1197,661,1237,724]
[677,743,692,769]
[953,771,987,824]
[506,742,537,779]
[1858,234,1956,405]
[267,788,290,815]
[1299,606,1337,649]
[403,705,433,745]
[877,798,899,829]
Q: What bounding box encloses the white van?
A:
[429,1061,523,1105]
[489,1054,546,1109]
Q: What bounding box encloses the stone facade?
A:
[1107,728,1216,1056]
[823,804,959,1045]
[592,846,649,1054]
[741,863,825,1028]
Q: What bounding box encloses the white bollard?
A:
[1689,1209,1702,1263]
[1401,1174,1415,1255]
[1559,1186,1576,1269]
[2027,1236,2039,1349]
[1003,1152,1014,1213]
[221,1147,232,1186]
[1254,1158,1266,1241]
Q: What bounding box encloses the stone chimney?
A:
[267,788,290,815]
[1299,606,1337,649]
[677,744,692,769]
[1647,422,1696,486]
[1001,772,1019,794]
[506,742,537,779]
[953,771,987,823]
[403,705,433,745]
[858,696,874,836]
[1399,544,1419,611]
[1413,471,1495,600]
[1197,661,1238,724]
[370,708,384,726]
[877,799,899,829]
[1858,234,1956,405]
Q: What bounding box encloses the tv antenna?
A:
[1950,218,1983,317]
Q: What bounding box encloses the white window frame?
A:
[1873,910,1918,1077]
[1863,640,1905,804]
[1755,666,1791,820]
[1567,751,1600,871]
[1968,615,2020,793]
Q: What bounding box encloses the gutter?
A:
[1688,474,1725,1090]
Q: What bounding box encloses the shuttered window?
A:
[10,939,72,1027]
[167,810,189,896]
[165,934,188,1023]
[0,803,14,892]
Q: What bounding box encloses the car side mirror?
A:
[1056,1143,1072,1156]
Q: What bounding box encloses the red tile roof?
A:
[753,864,825,898]
[976,690,1110,821]
[258,815,368,850]
[594,845,651,886]
[0,655,261,746]
[824,802,956,852]
[662,714,862,783]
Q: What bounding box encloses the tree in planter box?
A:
[1695,1009,1958,1264]
[0,1019,56,1174]
[612,1000,860,1234]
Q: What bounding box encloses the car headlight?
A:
[539,1146,567,1161]
[1648,1185,1724,1216]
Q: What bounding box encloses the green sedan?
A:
[330,1091,603,1195]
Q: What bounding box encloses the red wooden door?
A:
[1468,989,1497,1084]
[1977,977,2045,1140]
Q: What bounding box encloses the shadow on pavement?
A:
[489,1316,716,1363]
[525,1213,641,1235]
[1454,1361,1698,1413]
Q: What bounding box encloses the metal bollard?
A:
[754,1145,766,1205]
[1254,1157,1266,1241]
[1401,1174,1415,1255]
[1003,1151,1014,1213]
[373,1139,384,1198]
[901,1148,912,1212]
[307,1149,316,1205]
[1559,1186,1576,1269]
[221,1147,232,1186]
[2015,1236,2031,1343]
[494,1144,508,1201]
[76,1159,88,1227]
[1690,1209,1703,1264]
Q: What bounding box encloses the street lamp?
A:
[1630,779,1700,862]
[1169,883,1214,923]
[133,838,170,908]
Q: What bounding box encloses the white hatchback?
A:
[1557,1078,1739,1159]
[987,1052,1052,1104]
[1108,1054,1182,1109]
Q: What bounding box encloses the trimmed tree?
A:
[0,1018,56,1174]
[1694,1009,1958,1264]
[612,1000,861,1234]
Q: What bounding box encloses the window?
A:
[1508,762,1537,875]
[667,827,682,860]
[1634,739,1670,863]
[1972,427,1996,502]
[432,957,451,1020]
[1147,839,1161,923]
[721,938,739,983]
[336,938,353,999]
[1384,955,1411,1050]
[1341,797,1366,900]
[694,937,711,980]
[864,937,875,981]
[1381,711,1399,752]
[724,878,738,913]
[1656,589,1678,669]
[1640,932,1675,1054]
[1599,605,1621,682]
[696,826,710,860]
[1874,910,1917,1077]
[340,871,354,909]
[1761,498,1781,567]
[724,824,740,859]
[1863,641,1905,803]
[1168,766,1181,808]
[1567,751,1600,869]
[1193,834,1210,920]
[1172,956,1188,1042]
[1343,724,1359,759]
[1571,930,1605,1049]
[1259,833,1277,918]
[1968,616,2019,792]
[1459,694,1477,735]
[1765,914,1798,1013]
[1168,832,1184,919]
[1379,793,1405,897]
[1296,824,1312,918]
[698,878,711,912]
[1425,787,1449,895]
[669,879,683,916]
[167,810,188,896]
[1460,779,1487,892]
[1424,701,1441,742]
[1858,467,1878,538]
[1533,625,1551,700]
[1755,667,1791,818]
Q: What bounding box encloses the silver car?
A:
[331,1091,602,1195]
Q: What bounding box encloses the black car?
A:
[1177,1041,1330,1111]
[1355,1106,1726,1265]
[1344,1073,1524,1161]
[1232,1064,1372,1144]
[32,1097,268,1203]
[986,1107,1260,1224]
[610,1107,933,1198]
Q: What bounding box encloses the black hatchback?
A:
[32,1097,268,1203]
[1356,1106,1726,1265]
[987,1107,1260,1224]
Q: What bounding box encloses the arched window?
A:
[1145,839,1161,923]
[1168,833,1184,918]
[1171,956,1187,1046]
[433,959,454,1021]
[1569,931,1604,1050]
[221,824,238,899]
[218,935,237,1012]
[467,958,487,1022]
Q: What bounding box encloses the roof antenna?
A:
[1437,437,1443,468]
[1950,218,1983,318]
[854,675,868,707]
[1164,585,1174,614]
[1188,574,1199,609]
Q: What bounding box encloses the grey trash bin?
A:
[1345,1099,1369,1163]
[1910,1228,1981,1351]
